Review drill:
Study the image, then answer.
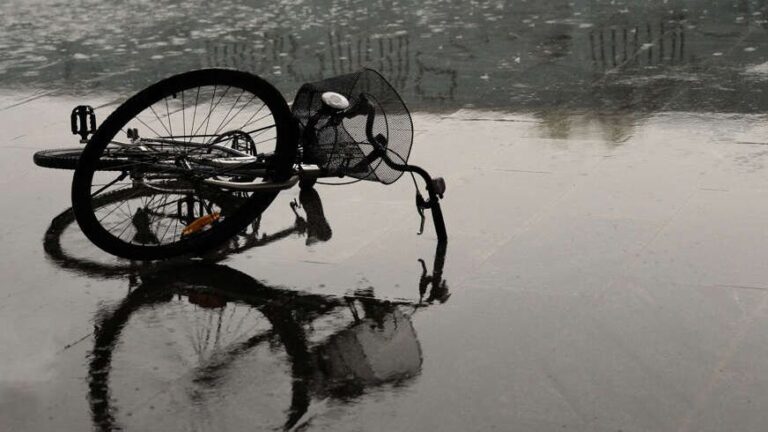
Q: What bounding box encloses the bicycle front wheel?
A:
[72,69,297,260]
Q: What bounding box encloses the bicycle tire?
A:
[72,68,297,260]
[34,147,154,171]
[33,148,82,170]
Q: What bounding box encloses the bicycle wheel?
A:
[72,69,298,260]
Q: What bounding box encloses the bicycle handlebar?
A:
[355,94,448,243]
[308,93,447,243]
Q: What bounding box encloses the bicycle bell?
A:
[321,91,350,110]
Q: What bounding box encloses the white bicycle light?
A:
[321,91,350,110]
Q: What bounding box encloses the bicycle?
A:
[34,68,447,260]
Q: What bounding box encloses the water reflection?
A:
[86,258,447,431]
[42,186,331,279]
[535,110,639,144]
[41,185,447,430]
[589,20,687,70]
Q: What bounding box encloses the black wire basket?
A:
[292,69,413,185]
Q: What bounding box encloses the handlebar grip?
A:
[342,94,386,153]
[364,101,376,146]
[357,95,389,153]
[345,95,448,242]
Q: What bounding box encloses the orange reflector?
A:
[181,212,220,237]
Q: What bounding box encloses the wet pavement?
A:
[3,0,768,431]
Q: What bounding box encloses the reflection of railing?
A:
[201,31,413,88]
[202,33,303,77]
[589,20,687,69]
[201,31,457,104]
[322,31,411,88]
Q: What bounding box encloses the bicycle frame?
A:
[43,68,447,259]
[117,92,449,242]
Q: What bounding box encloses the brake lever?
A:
[418,258,429,300]
[416,192,427,235]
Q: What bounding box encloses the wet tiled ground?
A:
[4,0,768,431]
[2,99,768,430]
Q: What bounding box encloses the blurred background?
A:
[4,0,768,114]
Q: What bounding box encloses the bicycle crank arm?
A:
[203,175,299,191]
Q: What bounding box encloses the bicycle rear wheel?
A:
[72,69,297,260]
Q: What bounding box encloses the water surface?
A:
[3,1,768,431]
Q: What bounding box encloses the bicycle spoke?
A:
[211,89,247,137]
[245,124,276,136]
[148,104,173,138]
[90,172,128,197]
[253,136,280,147]
[156,194,175,244]
[218,94,260,134]
[181,90,186,145]
[133,115,166,139]
[190,86,201,145]
[96,190,144,223]
[164,96,173,139]
[206,87,232,139]
[114,215,136,242]
[237,102,267,131]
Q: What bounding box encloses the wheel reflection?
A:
[42,186,331,279]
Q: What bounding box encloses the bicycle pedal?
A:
[71,105,96,143]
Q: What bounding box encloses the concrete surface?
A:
[3,0,768,431]
[2,99,768,431]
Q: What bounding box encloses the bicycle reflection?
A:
[42,186,448,431]
[42,186,331,280]
[88,256,447,430]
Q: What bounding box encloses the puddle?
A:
[4,0,768,430]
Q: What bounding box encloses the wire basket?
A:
[292,69,413,184]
